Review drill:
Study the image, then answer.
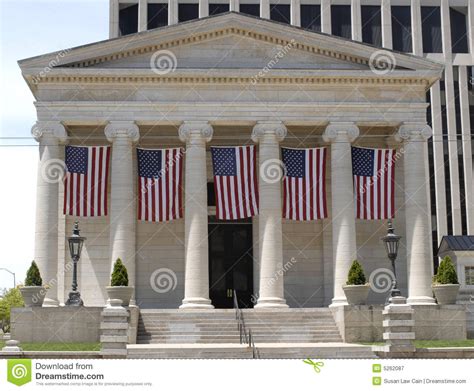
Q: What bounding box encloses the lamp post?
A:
[0,268,16,288]
[381,220,402,300]
[66,222,86,306]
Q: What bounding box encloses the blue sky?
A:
[0,0,109,291]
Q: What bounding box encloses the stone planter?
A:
[19,286,48,307]
[343,284,370,305]
[432,284,460,305]
[106,286,134,306]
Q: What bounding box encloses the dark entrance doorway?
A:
[208,217,254,309]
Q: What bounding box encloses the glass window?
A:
[148,4,168,30]
[361,6,382,47]
[119,4,138,36]
[450,7,469,54]
[331,5,351,39]
[209,3,229,16]
[179,3,199,22]
[391,6,412,52]
[421,6,442,53]
[301,4,321,32]
[465,266,474,285]
[270,4,290,24]
[239,4,260,17]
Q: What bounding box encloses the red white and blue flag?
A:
[137,148,184,222]
[352,147,396,220]
[64,145,111,217]
[282,147,328,221]
[211,146,258,220]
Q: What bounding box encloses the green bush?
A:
[0,288,24,333]
[25,261,42,286]
[110,258,129,287]
[433,256,458,285]
[346,260,367,285]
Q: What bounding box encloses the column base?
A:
[407,296,437,305]
[329,296,349,307]
[254,297,288,309]
[179,298,214,309]
[42,298,60,307]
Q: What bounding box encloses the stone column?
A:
[260,0,270,19]
[138,0,148,32]
[351,0,362,42]
[109,0,120,38]
[105,121,140,305]
[321,0,331,34]
[31,122,68,307]
[179,121,214,309]
[252,121,288,308]
[290,0,301,27]
[323,122,359,307]
[199,0,209,18]
[397,123,436,305]
[169,0,178,25]
[381,0,392,49]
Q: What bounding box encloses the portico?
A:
[19,12,443,309]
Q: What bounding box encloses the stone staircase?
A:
[137,308,342,344]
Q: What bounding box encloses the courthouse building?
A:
[18,0,474,316]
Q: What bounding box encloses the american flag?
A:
[211,146,258,220]
[352,147,396,220]
[64,145,111,217]
[282,147,328,221]
[137,148,184,222]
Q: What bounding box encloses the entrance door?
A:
[208,218,254,308]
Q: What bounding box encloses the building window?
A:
[331,5,351,39]
[119,3,138,36]
[209,3,229,16]
[239,4,260,17]
[270,4,290,24]
[179,3,199,22]
[421,6,442,53]
[465,266,474,285]
[148,3,168,30]
[450,7,469,54]
[391,6,412,52]
[301,5,321,32]
[361,6,382,47]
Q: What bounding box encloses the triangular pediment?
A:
[19,12,443,86]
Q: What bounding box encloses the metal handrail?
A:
[233,290,259,358]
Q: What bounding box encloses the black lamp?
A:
[381,220,402,299]
[66,222,85,306]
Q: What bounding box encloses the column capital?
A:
[31,121,68,144]
[105,121,140,143]
[396,123,432,141]
[323,122,360,143]
[178,121,213,143]
[251,121,287,143]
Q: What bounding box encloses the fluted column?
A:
[31,121,68,306]
[179,121,214,309]
[252,121,288,308]
[105,121,140,305]
[323,122,359,307]
[397,123,436,305]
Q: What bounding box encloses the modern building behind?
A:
[110,0,474,267]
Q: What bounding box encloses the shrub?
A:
[346,260,367,285]
[0,288,25,333]
[433,256,458,285]
[110,258,129,286]
[25,261,43,286]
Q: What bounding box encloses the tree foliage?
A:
[0,288,24,333]
[433,256,459,285]
[110,258,129,286]
[25,261,42,286]
[346,260,367,285]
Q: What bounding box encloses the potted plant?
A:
[106,258,133,306]
[432,256,460,305]
[19,261,48,307]
[343,260,370,305]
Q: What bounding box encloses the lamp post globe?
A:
[66,222,86,306]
